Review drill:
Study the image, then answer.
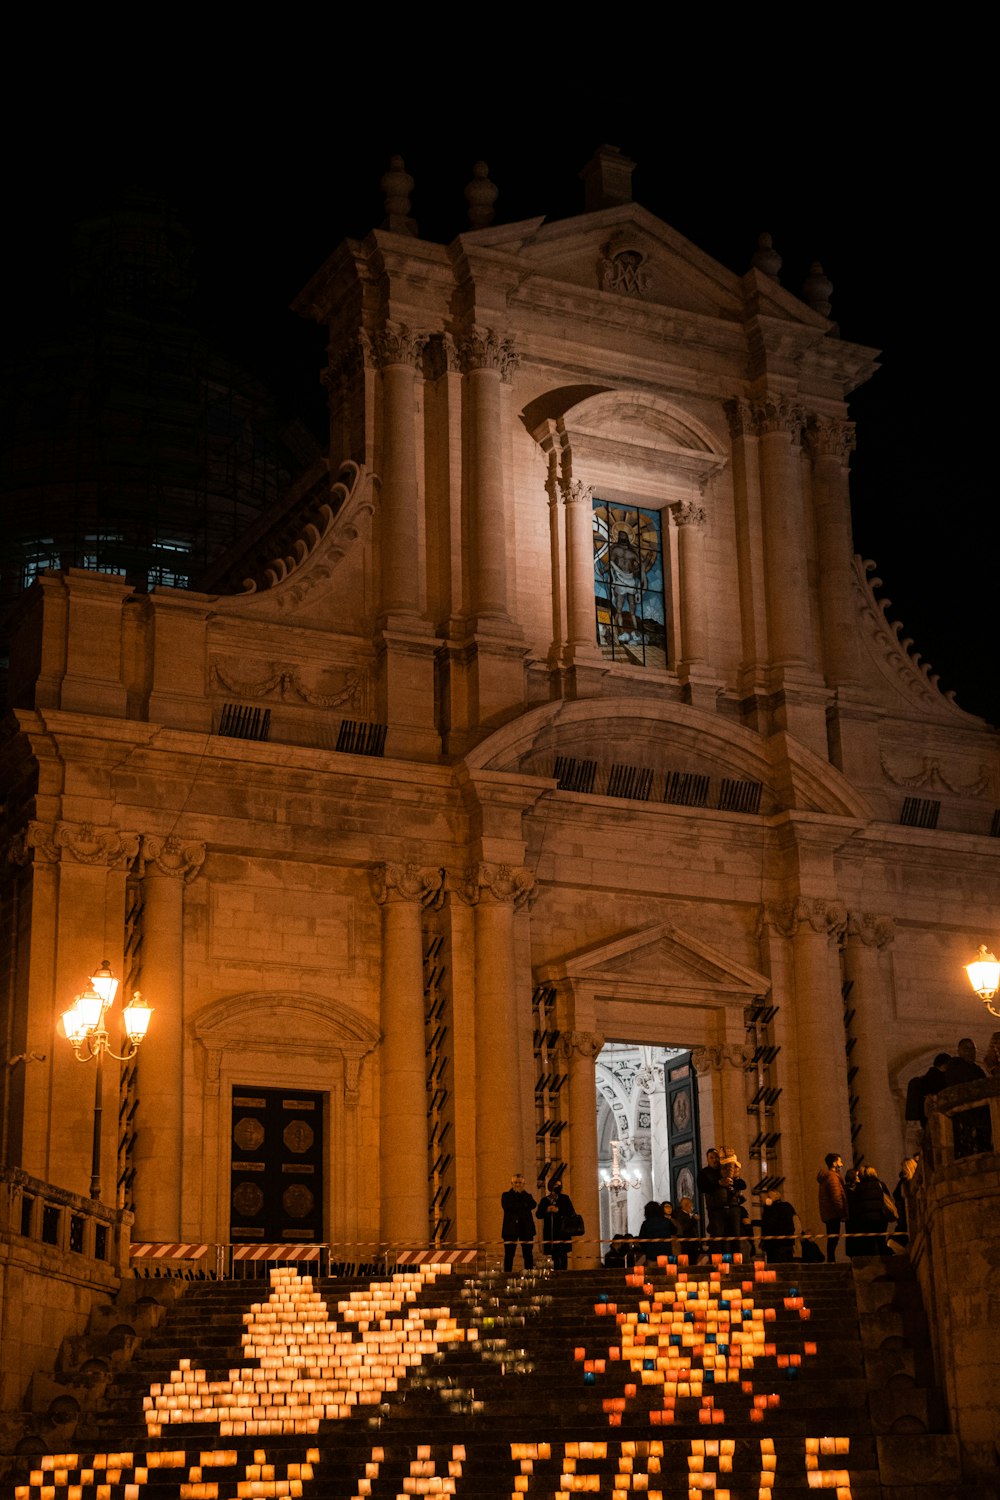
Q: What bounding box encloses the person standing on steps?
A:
[536,1177,575,1270]
[817,1152,848,1262]
[500,1173,536,1272]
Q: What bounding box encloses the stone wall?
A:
[907,1074,1000,1482]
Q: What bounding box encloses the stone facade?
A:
[2,150,998,1266]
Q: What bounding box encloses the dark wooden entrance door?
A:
[230,1087,323,1244]
[663,1052,700,1210]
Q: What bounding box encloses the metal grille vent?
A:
[663,771,710,807]
[217,703,271,741]
[554,755,598,794]
[605,763,654,801]
[900,796,940,829]
[335,720,387,757]
[718,777,763,814]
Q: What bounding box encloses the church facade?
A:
[2,149,997,1261]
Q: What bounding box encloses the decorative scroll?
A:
[878,749,990,796]
[371,863,445,909]
[54,822,140,869]
[557,1029,605,1062]
[846,912,896,951]
[851,557,978,722]
[140,835,207,884]
[760,898,848,940]
[455,863,537,910]
[6,820,60,866]
[240,460,376,606]
[365,322,428,371]
[691,1043,754,1074]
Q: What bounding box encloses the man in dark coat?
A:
[636,1200,675,1264]
[816,1152,848,1262]
[536,1179,575,1269]
[759,1191,797,1262]
[500,1173,536,1271]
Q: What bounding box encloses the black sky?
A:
[6,63,997,724]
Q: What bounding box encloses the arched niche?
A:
[192,991,380,1247]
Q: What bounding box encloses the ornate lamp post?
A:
[60,960,152,1200]
[964,945,1000,1018]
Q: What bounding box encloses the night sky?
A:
[7,71,997,724]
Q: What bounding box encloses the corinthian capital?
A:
[456,862,537,910]
[371,863,445,909]
[457,327,519,381]
[804,415,856,465]
[558,478,594,507]
[724,396,804,443]
[558,1029,605,1062]
[366,322,428,371]
[56,822,140,869]
[140,835,207,883]
[846,911,896,950]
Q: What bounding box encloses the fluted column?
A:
[459,329,518,622]
[805,416,862,688]
[133,836,205,1242]
[560,1029,604,1265]
[672,499,709,667]
[373,863,443,1245]
[844,912,900,1173]
[370,323,426,617]
[771,899,853,1182]
[460,863,536,1239]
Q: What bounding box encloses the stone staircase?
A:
[6,1256,970,1498]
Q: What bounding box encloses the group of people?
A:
[500,1174,580,1271]
[905,1036,993,1128]
[816,1152,913,1260]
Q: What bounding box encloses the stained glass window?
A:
[593,499,667,669]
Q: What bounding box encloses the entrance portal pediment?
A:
[194,990,379,1064]
[537,923,769,1008]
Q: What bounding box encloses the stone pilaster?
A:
[372,863,444,1245]
[458,328,518,624]
[805,416,863,689]
[765,898,853,1193]
[457,862,536,1242]
[370,323,427,619]
[844,912,900,1173]
[558,1028,604,1266]
[691,1044,754,1179]
[559,478,603,668]
[131,836,205,1243]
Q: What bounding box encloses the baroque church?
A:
[2,145,998,1265]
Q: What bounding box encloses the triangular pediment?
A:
[466,204,827,331]
[537,922,770,1006]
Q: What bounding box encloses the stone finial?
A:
[801,260,833,318]
[380,154,417,236]
[752,231,782,279]
[465,160,498,229]
[580,144,636,212]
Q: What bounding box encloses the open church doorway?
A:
[595,1043,699,1249]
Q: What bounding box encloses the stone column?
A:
[373,863,443,1246]
[776,899,853,1182]
[459,328,518,623]
[638,1061,670,1203]
[461,863,536,1242]
[844,912,900,1173]
[672,498,709,667]
[370,323,426,617]
[806,416,863,688]
[731,398,816,672]
[132,836,205,1243]
[559,1029,604,1265]
[560,478,599,662]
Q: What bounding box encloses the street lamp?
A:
[963,944,1000,1018]
[60,959,152,1200]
